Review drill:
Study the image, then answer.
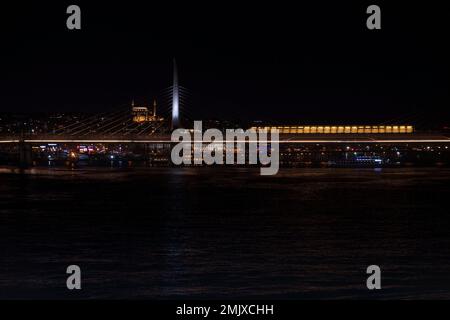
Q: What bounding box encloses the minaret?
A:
[153,99,157,117]
[171,58,180,130]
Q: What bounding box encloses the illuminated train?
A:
[250,125,414,134]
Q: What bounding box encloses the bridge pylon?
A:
[171,58,180,131]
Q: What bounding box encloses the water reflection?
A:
[1,167,450,299]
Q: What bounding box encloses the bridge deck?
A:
[1,133,450,144]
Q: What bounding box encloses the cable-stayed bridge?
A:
[1,58,450,146]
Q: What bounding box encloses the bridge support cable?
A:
[59,107,130,136]
[77,109,131,136]
[105,118,135,136]
[137,119,168,136]
[123,121,149,136]
[53,104,130,135]
[136,121,159,136]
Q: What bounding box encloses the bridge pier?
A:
[18,140,32,168]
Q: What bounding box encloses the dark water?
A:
[1,166,450,299]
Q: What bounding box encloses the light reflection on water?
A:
[1,167,450,299]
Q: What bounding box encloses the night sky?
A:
[1,1,449,126]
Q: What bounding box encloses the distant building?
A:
[131,100,163,123]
